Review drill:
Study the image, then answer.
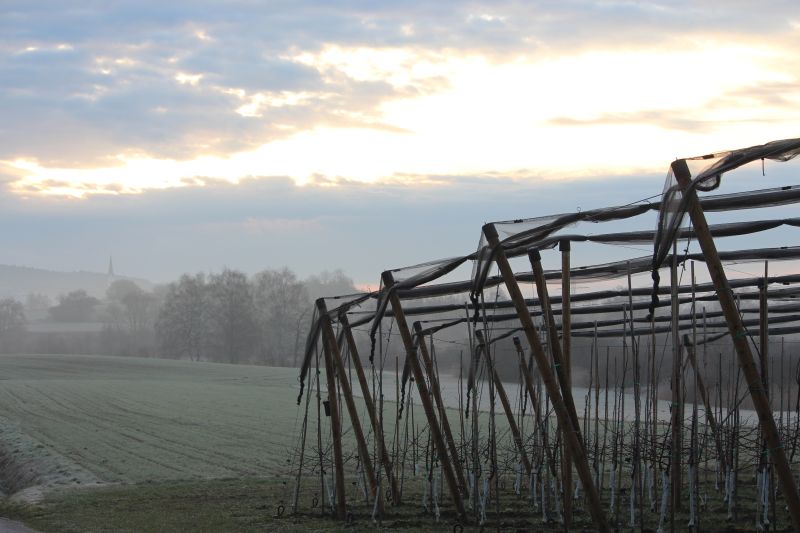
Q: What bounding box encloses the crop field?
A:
[0,354,457,532]
[0,354,301,489]
[0,353,794,532]
[0,354,315,531]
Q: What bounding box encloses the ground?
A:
[0,354,300,531]
[0,353,793,532]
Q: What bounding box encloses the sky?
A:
[1,1,799,287]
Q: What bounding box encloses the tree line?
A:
[0,268,356,366]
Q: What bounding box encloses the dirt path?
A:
[0,518,39,533]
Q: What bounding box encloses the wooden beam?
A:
[381,271,467,520]
[339,312,400,504]
[670,241,682,515]
[482,225,610,532]
[413,322,469,496]
[317,299,347,520]
[670,159,800,531]
[560,239,574,527]
[474,330,533,476]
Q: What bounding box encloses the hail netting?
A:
[296,291,375,404]
[352,213,800,324]
[363,240,800,368]
[304,139,800,393]
[649,137,800,316]
[287,137,800,529]
[362,181,800,359]
[471,182,800,308]
[367,255,472,362]
[348,277,800,327]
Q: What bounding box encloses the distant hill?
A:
[0,264,153,301]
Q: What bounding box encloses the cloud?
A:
[548,109,728,133]
[3,1,799,174]
[0,172,656,281]
[3,152,799,289]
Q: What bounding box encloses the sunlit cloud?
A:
[2,2,799,198]
[232,90,321,117]
[174,72,203,86]
[8,35,798,198]
[290,45,452,90]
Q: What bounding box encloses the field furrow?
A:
[0,354,297,493]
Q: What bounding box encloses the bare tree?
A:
[252,267,309,365]
[0,298,26,353]
[107,280,156,334]
[156,274,207,361]
[304,269,357,300]
[49,290,99,322]
[205,269,258,364]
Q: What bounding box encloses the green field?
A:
[0,354,790,532]
[0,354,301,488]
[0,354,311,531]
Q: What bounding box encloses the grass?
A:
[2,476,787,533]
[0,353,794,532]
[0,354,299,490]
[1,478,478,533]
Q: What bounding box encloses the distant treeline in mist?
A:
[0,268,356,366]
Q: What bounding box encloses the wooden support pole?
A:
[317,300,348,520]
[760,261,770,396]
[629,264,643,530]
[482,224,610,532]
[381,271,467,520]
[413,322,469,495]
[560,239,573,527]
[527,249,589,454]
[682,335,725,476]
[474,330,533,476]
[339,312,400,504]
[513,336,557,476]
[318,300,378,505]
[759,261,771,529]
[671,159,800,531]
[670,240,682,517]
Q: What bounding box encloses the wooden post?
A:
[381,271,467,520]
[671,159,800,531]
[527,249,590,452]
[474,330,533,476]
[317,300,347,520]
[629,264,643,530]
[759,261,771,530]
[318,300,378,505]
[760,261,769,396]
[513,336,557,475]
[483,225,610,532]
[670,240,682,518]
[560,239,573,527]
[682,335,725,476]
[413,322,469,495]
[339,312,400,504]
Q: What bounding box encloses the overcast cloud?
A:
[1,1,799,284]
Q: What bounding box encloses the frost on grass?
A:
[0,354,296,499]
[0,417,99,502]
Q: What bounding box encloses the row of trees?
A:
[0,268,356,366]
[156,268,356,365]
[0,298,26,352]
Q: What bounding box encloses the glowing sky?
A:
[1,1,799,282]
